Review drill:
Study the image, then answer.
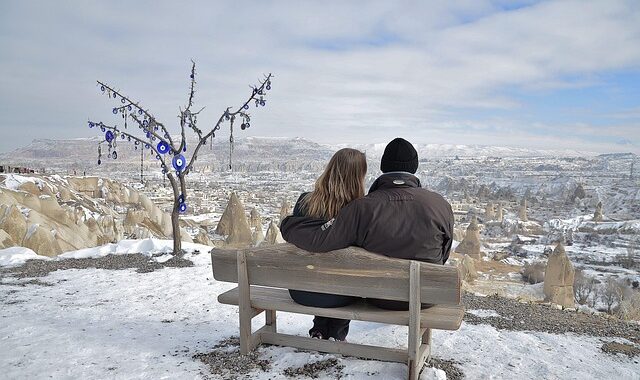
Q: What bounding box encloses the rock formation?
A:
[279,200,291,223]
[518,198,528,222]
[219,193,252,247]
[593,201,603,222]
[459,254,478,283]
[0,229,16,249]
[263,221,285,245]
[496,203,503,222]
[252,223,265,246]
[0,174,177,256]
[249,208,261,229]
[0,205,28,244]
[455,216,482,260]
[179,227,194,243]
[22,224,62,257]
[194,229,214,246]
[484,203,495,221]
[543,242,575,308]
[216,192,244,236]
[572,183,586,202]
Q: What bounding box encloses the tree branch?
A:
[90,121,169,171]
[183,73,272,175]
[97,80,176,149]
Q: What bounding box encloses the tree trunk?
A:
[167,173,182,256]
[172,203,182,255]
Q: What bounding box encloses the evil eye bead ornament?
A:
[157,141,170,154]
[178,202,187,213]
[172,154,186,172]
[105,131,115,142]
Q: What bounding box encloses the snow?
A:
[1,174,45,191]
[466,309,501,318]
[1,239,638,379]
[58,238,212,259]
[0,247,50,267]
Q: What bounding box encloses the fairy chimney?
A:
[518,198,528,222]
[593,202,603,222]
[216,192,245,236]
[249,208,262,229]
[455,216,482,260]
[252,223,265,246]
[263,220,285,245]
[496,203,504,222]
[485,203,495,221]
[543,242,575,308]
[279,200,291,224]
[460,254,478,283]
[224,196,253,247]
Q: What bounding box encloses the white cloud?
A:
[0,0,639,154]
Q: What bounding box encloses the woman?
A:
[287,148,367,341]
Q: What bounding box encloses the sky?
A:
[0,0,639,154]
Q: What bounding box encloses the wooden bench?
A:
[211,243,463,380]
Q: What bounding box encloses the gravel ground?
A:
[0,253,193,280]
[193,337,271,380]
[463,293,640,346]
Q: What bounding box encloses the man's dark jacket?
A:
[280,172,454,265]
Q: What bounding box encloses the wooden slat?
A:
[211,244,461,305]
[218,286,464,331]
[259,331,407,363]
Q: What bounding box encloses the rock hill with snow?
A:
[0,174,175,256]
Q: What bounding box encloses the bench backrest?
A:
[211,243,461,305]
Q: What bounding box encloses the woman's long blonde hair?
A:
[302,148,367,220]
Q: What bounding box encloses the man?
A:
[281,137,454,338]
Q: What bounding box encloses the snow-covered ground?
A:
[1,240,638,379]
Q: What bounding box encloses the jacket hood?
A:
[368,172,421,193]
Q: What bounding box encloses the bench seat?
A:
[219,286,464,331]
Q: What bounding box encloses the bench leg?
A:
[237,250,260,354]
[419,328,432,372]
[265,310,277,332]
[407,261,422,380]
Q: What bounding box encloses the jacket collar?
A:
[368,172,421,193]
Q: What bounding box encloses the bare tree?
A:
[600,277,624,314]
[521,262,545,284]
[617,241,637,269]
[88,61,272,254]
[573,269,595,305]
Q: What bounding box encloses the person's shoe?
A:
[328,337,346,342]
[310,330,325,339]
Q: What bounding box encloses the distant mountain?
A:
[0,136,334,173]
[330,142,597,158]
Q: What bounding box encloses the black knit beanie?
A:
[380,137,418,174]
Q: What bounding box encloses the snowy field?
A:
[1,240,639,379]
